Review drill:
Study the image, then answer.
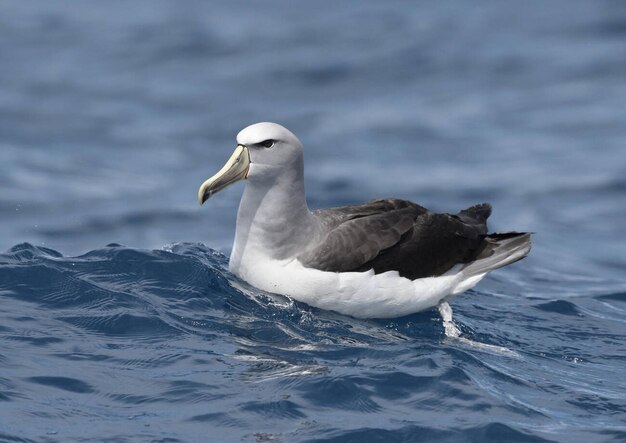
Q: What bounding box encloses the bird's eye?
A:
[261,140,275,148]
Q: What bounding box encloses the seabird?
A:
[198,122,531,319]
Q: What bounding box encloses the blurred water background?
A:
[1,1,625,442]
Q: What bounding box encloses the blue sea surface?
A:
[1,1,626,442]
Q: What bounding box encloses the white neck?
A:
[229,159,320,273]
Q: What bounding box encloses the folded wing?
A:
[299,199,495,279]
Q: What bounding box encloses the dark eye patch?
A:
[260,140,275,148]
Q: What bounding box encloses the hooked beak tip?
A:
[197,145,250,207]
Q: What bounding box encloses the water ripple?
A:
[0,241,624,442]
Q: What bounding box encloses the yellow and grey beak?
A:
[198,144,250,205]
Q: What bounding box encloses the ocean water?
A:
[1,1,626,442]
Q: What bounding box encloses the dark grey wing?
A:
[299,199,427,272]
[356,205,491,279]
[300,199,493,279]
[312,198,429,222]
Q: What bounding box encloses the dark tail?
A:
[461,232,532,277]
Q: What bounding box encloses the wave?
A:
[1,243,623,442]
[0,242,445,345]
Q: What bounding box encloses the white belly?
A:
[229,253,485,319]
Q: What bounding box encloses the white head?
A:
[198,122,304,204]
[237,122,302,170]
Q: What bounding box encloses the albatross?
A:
[198,122,531,319]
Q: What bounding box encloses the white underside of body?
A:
[230,253,486,319]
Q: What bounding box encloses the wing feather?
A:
[299,199,492,279]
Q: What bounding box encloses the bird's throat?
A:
[229,168,320,273]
